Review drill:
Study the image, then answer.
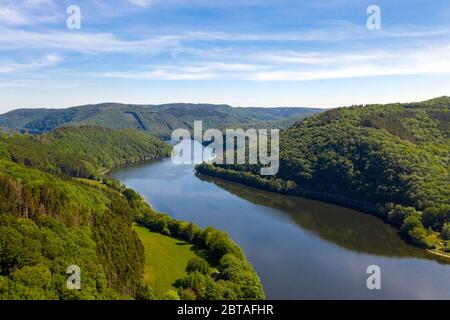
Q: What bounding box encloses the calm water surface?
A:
[110,149,450,299]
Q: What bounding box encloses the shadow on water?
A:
[111,151,450,299]
[196,173,448,264]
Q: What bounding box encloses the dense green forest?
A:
[197,97,450,252]
[0,126,264,300]
[0,153,147,298]
[0,126,171,179]
[0,103,321,139]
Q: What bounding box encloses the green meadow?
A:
[134,226,199,297]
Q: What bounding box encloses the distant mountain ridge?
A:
[0,103,323,139]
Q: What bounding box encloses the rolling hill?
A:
[0,126,264,300]
[197,96,450,252]
[0,103,322,139]
[0,127,170,299]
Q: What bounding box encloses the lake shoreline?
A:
[195,163,450,260]
[111,154,450,298]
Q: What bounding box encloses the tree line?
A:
[123,185,265,300]
[0,125,264,300]
[197,97,450,252]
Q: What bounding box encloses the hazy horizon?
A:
[5,95,450,114]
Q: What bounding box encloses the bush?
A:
[400,216,430,248]
[423,207,444,230]
[162,290,180,300]
[443,241,450,253]
[389,205,420,228]
[408,227,430,249]
[186,257,210,275]
[177,272,207,298]
[442,223,450,240]
[135,282,155,300]
[149,216,171,235]
[401,216,423,235]
[179,288,197,300]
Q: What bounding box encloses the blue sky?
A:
[0,0,450,112]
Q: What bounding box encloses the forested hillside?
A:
[197,97,450,252]
[0,126,171,179]
[0,127,166,299]
[0,126,264,299]
[0,103,321,139]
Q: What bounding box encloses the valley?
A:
[111,150,450,299]
[0,97,449,300]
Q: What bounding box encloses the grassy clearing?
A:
[74,178,107,188]
[134,225,199,297]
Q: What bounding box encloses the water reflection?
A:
[197,174,445,262]
[110,142,450,299]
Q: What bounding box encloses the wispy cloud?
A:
[0,0,60,26]
[1,0,450,110]
[125,0,279,9]
[184,25,450,43]
[127,0,154,8]
[0,23,447,57]
[248,45,450,81]
[0,7,28,25]
[0,53,63,73]
[96,62,264,80]
[0,29,182,54]
[91,44,450,81]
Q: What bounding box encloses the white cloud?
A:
[96,62,263,80]
[127,0,154,7]
[249,46,450,81]
[90,44,450,81]
[252,51,393,65]
[0,5,449,83]
[184,25,450,43]
[0,0,60,26]
[0,21,447,55]
[0,53,63,73]
[0,29,182,54]
[125,0,276,9]
[0,7,28,25]
[43,53,62,63]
